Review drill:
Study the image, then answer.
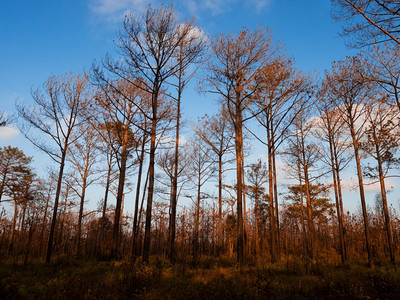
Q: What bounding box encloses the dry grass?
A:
[1,256,400,299]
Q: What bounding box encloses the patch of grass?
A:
[1,257,400,299]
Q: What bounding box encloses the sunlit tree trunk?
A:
[131,134,146,260]
[349,121,373,267]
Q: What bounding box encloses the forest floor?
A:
[1,256,400,299]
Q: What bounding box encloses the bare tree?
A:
[283,106,323,259]
[314,94,352,264]
[167,24,206,263]
[17,73,88,263]
[66,124,100,255]
[362,44,400,112]
[251,55,312,261]
[186,136,215,263]
[203,27,277,264]
[93,5,202,263]
[91,80,142,259]
[324,56,375,267]
[360,98,400,266]
[193,106,235,255]
[332,0,400,47]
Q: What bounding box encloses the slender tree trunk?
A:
[329,136,347,264]
[143,91,158,263]
[112,145,128,260]
[46,151,67,263]
[350,123,374,267]
[241,147,249,255]
[77,178,87,255]
[254,191,259,257]
[194,173,201,263]
[234,106,244,265]
[218,155,223,255]
[272,141,280,259]
[267,120,276,262]
[299,125,314,259]
[373,130,395,266]
[131,135,146,260]
[303,161,314,258]
[102,152,113,219]
[334,147,347,261]
[8,200,18,253]
[40,195,50,255]
[297,157,307,258]
[169,85,181,264]
[137,168,149,256]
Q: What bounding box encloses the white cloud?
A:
[0,126,19,139]
[89,0,272,22]
[328,177,397,193]
[248,0,271,11]
[89,0,158,22]
[202,0,235,15]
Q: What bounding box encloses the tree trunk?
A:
[8,200,18,253]
[143,91,158,263]
[272,142,280,259]
[373,129,395,266]
[76,178,87,255]
[218,155,223,255]
[234,105,244,265]
[46,150,67,263]
[131,135,146,260]
[169,85,181,264]
[102,152,113,219]
[267,120,277,262]
[329,135,347,264]
[297,157,307,258]
[112,145,128,260]
[350,123,374,267]
[194,174,201,264]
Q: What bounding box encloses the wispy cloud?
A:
[89,0,273,22]
[89,0,158,22]
[0,126,19,139]
[248,0,271,11]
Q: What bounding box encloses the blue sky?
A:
[0,0,354,140]
[4,0,390,213]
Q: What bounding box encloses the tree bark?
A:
[350,122,374,267]
[46,151,66,263]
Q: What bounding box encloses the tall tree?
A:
[67,124,100,255]
[324,56,375,267]
[95,5,202,263]
[360,98,400,266]
[252,55,311,260]
[91,80,142,259]
[203,27,276,264]
[17,73,88,263]
[314,95,352,264]
[284,106,322,259]
[193,107,235,255]
[167,24,206,263]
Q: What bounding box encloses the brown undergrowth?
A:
[1,256,400,299]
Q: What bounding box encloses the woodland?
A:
[2,1,400,298]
